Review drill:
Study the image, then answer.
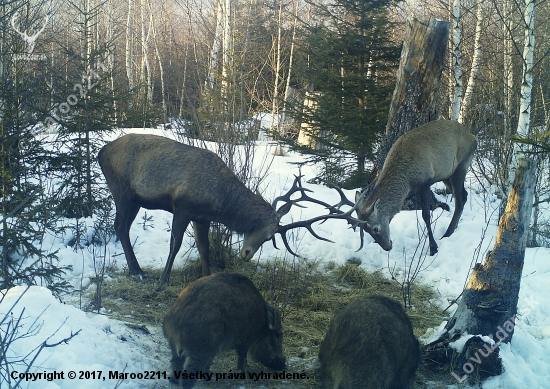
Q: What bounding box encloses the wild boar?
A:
[163,273,285,388]
[319,295,420,389]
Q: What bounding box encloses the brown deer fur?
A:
[356,120,477,255]
[98,134,290,285]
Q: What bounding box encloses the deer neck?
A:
[216,184,272,234]
[370,174,410,217]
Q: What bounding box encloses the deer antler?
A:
[11,13,49,54]
[273,175,366,257]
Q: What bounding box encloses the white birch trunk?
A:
[148,0,167,121]
[125,0,134,90]
[508,0,536,191]
[280,0,299,138]
[449,0,462,121]
[140,0,152,103]
[207,0,224,90]
[503,0,515,138]
[458,0,484,123]
[221,0,231,104]
[107,0,117,122]
[270,0,284,132]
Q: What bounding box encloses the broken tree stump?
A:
[424,157,536,384]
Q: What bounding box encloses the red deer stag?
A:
[356,120,477,255]
[99,134,359,285]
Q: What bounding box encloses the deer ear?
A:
[363,197,379,217]
[276,202,292,219]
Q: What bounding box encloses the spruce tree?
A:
[288,0,401,187]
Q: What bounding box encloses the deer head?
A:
[11,13,49,55]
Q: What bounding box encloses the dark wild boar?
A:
[163,273,285,388]
[319,295,420,389]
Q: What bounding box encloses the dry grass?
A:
[97,255,451,388]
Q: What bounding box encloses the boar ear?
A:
[266,305,279,330]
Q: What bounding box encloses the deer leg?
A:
[443,166,468,238]
[114,203,142,276]
[159,210,191,286]
[192,221,211,277]
[419,186,438,256]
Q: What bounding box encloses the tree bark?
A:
[375,18,450,173]
[207,0,224,90]
[425,157,536,382]
[280,0,299,138]
[507,0,536,193]
[459,0,484,123]
[449,0,462,121]
[125,0,134,90]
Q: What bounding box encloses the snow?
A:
[1,127,550,388]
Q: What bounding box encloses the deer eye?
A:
[373,226,379,234]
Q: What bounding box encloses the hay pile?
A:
[98,256,448,388]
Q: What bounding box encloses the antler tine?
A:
[11,13,22,35]
[315,178,355,209]
[271,174,309,208]
[356,227,365,252]
[273,174,348,214]
[276,231,304,258]
[275,200,367,255]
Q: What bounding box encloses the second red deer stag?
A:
[356,120,477,255]
[99,134,358,285]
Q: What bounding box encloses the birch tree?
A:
[140,0,152,103]
[458,0,484,122]
[207,0,224,91]
[125,0,134,90]
[148,0,167,121]
[280,0,299,136]
[508,0,536,191]
[270,0,284,132]
[449,0,462,121]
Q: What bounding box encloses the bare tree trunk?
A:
[148,0,167,122]
[425,157,536,383]
[279,0,299,138]
[140,0,152,103]
[270,0,283,132]
[179,39,189,118]
[503,0,515,140]
[125,0,134,90]
[508,0,536,192]
[221,0,231,104]
[459,0,484,123]
[449,0,462,121]
[207,0,224,90]
[107,0,117,122]
[376,18,450,173]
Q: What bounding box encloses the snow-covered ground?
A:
[1,127,549,389]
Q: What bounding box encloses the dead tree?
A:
[375,18,450,174]
[424,157,536,383]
